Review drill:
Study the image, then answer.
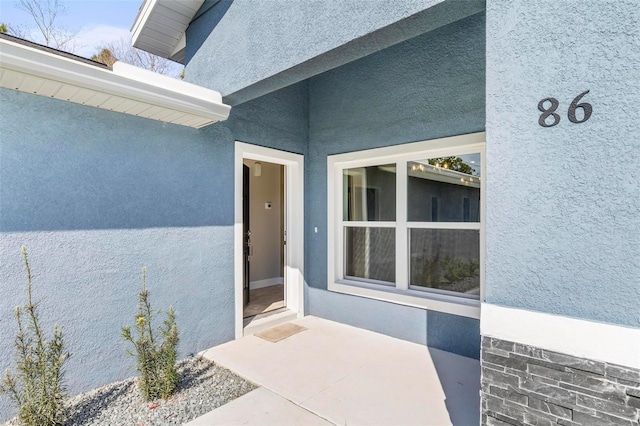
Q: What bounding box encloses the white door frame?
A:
[234,141,305,338]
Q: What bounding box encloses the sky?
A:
[0,0,144,58]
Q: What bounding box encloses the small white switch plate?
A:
[265,202,272,209]
[314,227,318,233]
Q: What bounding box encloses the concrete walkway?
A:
[186,316,480,425]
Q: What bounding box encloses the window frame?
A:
[327,132,485,319]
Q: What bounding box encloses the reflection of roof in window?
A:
[409,162,481,189]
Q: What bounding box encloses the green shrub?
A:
[442,255,480,284]
[122,268,179,401]
[0,246,70,426]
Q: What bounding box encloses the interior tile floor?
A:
[243,284,284,318]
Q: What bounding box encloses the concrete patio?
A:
[187,316,480,425]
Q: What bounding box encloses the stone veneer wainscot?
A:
[480,337,640,426]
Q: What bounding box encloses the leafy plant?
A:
[90,48,117,67]
[0,246,70,426]
[428,156,475,175]
[442,255,479,284]
[122,268,179,401]
[420,252,480,288]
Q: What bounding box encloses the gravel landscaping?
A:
[2,357,257,426]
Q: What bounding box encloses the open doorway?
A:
[242,159,285,318]
[234,141,304,339]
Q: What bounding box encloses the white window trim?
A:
[327,132,485,319]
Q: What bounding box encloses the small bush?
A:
[0,246,70,426]
[122,268,179,401]
[442,255,479,284]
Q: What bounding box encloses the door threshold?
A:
[243,308,298,336]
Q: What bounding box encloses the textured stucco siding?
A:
[0,9,490,421]
[185,0,484,104]
[197,10,486,359]
[0,89,231,420]
[485,0,640,327]
[304,13,486,358]
[307,288,481,360]
[0,82,307,421]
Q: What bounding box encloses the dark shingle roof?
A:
[0,32,111,70]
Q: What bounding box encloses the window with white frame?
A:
[328,133,485,318]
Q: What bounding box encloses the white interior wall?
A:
[243,159,284,289]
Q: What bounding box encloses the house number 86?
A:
[538,90,592,127]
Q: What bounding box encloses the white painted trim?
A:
[341,221,396,228]
[131,0,204,63]
[250,277,284,290]
[479,147,486,302]
[481,303,640,369]
[327,132,485,317]
[130,0,157,42]
[332,282,480,319]
[234,142,304,339]
[396,159,408,291]
[407,222,481,230]
[328,133,485,165]
[0,35,229,128]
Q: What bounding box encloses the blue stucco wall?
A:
[185,0,484,104]
[304,13,485,358]
[485,0,640,328]
[308,288,481,360]
[186,7,485,357]
[0,10,487,421]
[0,81,307,421]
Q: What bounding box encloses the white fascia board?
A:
[131,0,158,47]
[481,303,640,369]
[0,37,230,128]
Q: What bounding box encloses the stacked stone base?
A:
[481,337,640,426]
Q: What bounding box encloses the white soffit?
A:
[131,0,205,63]
[0,35,230,128]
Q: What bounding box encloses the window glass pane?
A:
[408,153,480,222]
[409,229,480,297]
[343,164,396,221]
[345,227,395,283]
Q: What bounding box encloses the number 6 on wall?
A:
[567,90,592,124]
[538,90,592,127]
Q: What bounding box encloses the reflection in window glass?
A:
[463,197,470,222]
[431,197,438,222]
[407,153,480,222]
[343,164,396,221]
[409,229,480,298]
[345,227,395,284]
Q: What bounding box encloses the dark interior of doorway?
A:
[243,159,285,319]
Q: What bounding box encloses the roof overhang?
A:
[131,0,206,64]
[0,34,230,128]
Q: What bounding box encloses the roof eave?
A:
[131,0,205,64]
[0,35,231,128]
